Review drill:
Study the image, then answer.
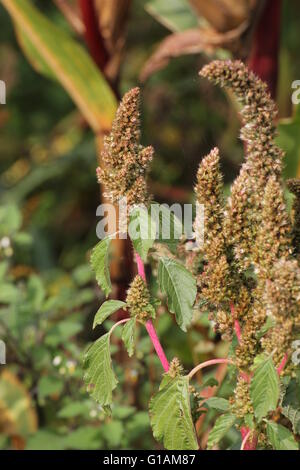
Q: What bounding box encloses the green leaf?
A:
[158,257,196,331]
[207,413,236,449]
[0,283,20,304]
[281,378,300,434]
[93,300,126,329]
[64,426,103,450]
[38,376,64,401]
[277,105,300,179]
[250,357,280,422]
[149,375,198,450]
[45,321,82,347]
[0,204,21,237]
[122,318,136,357]
[205,397,229,412]
[83,333,118,406]
[129,206,156,262]
[90,236,112,297]
[2,0,117,133]
[145,0,198,32]
[201,377,219,388]
[266,421,299,450]
[150,202,184,253]
[58,401,89,419]
[256,317,276,340]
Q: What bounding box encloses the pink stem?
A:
[277,353,288,375]
[234,320,242,344]
[188,358,234,379]
[135,252,146,282]
[109,318,130,336]
[145,320,169,372]
[135,251,169,372]
[230,302,242,343]
[240,427,258,451]
[240,429,252,451]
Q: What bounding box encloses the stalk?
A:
[135,252,169,372]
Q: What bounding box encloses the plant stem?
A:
[145,320,169,372]
[277,353,288,375]
[135,252,146,282]
[240,426,258,451]
[240,429,253,451]
[230,302,242,343]
[188,358,234,380]
[109,318,130,337]
[135,252,169,372]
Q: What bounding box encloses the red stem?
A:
[135,252,169,372]
[248,0,282,99]
[277,353,288,375]
[240,426,258,451]
[145,320,169,372]
[230,302,242,344]
[78,0,109,71]
[188,358,234,380]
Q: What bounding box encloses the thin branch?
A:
[78,0,110,71]
[188,358,235,380]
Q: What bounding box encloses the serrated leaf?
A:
[281,378,300,434]
[266,421,299,450]
[90,236,112,297]
[207,413,236,449]
[150,202,184,253]
[282,406,300,435]
[93,300,126,329]
[158,257,196,331]
[145,0,198,33]
[149,375,198,450]
[205,397,229,412]
[250,357,280,422]
[122,318,136,357]
[83,333,117,406]
[2,0,117,133]
[129,206,156,262]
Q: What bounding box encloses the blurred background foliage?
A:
[0,0,299,450]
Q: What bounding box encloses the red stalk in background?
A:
[78,0,109,71]
[248,0,282,99]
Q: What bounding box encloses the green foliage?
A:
[277,105,300,179]
[266,421,299,450]
[93,300,126,329]
[281,377,300,434]
[204,397,230,412]
[250,357,280,422]
[129,206,156,262]
[1,0,117,133]
[158,257,196,331]
[207,414,237,449]
[83,333,118,407]
[122,318,136,357]
[150,202,184,253]
[90,237,112,297]
[145,0,198,32]
[149,375,198,450]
